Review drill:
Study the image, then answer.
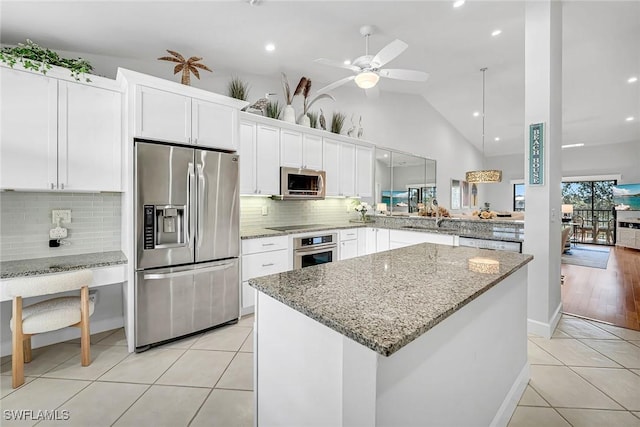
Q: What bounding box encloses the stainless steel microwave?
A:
[278,167,326,200]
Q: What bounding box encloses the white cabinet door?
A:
[242,281,255,312]
[58,81,122,192]
[0,68,57,190]
[357,228,367,256]
[280,129,303,168]
[256,124,280,195]
[339,142,356,197]
[239,121,257,194]
[303,133,323,170]
[355,145,373,198]
[192,98,236,150]
[136,86,190,144]
[323,138,340,196]
[340,239,358,260]
[365,228,377,255]
[376,228,390,252]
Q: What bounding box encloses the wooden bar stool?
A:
[7,270,94,388]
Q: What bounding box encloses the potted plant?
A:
[297,79,335,127]
[265,100,283,119]
[227,76,250,101]
[331,112,346,134]
[0,39,93,82]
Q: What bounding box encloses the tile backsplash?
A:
[0,192,121,261]
[241,196,361,229]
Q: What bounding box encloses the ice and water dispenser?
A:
[143,205,187,249]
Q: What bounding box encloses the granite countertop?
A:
[0,251,128,279]
[241,222,368,239]
[250,244,532,357]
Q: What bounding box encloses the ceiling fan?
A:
[315,25,429,95]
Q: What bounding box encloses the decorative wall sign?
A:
[529,122,545,185]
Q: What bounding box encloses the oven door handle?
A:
[295,245,337,255]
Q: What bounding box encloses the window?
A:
[513,183,525,211]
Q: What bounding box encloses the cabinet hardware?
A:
[50,183,55,190]
[262,263,275,267]
[262,243,275,246]
[60,183,65,190]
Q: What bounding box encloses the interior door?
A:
[195,149,240,262]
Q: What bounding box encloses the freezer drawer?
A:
[135,259,239,349]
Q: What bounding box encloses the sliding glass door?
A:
[562,180,616,245]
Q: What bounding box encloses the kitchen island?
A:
[249,243,533,426]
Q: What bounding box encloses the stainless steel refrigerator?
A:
[134,140,239,351]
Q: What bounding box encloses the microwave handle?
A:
[318,174,324,194]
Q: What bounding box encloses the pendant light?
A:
[465,67,502,184]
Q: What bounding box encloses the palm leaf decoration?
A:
[158,50,212,86]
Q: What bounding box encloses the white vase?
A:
[298,114,310,127]
[282,105,296,123]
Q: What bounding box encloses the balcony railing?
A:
[570,208,615,245]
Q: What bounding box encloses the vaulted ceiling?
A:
[2,1,638,157]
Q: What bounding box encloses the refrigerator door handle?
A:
[187,162,196,249]
[196,163,206,246]
[143,261,235,280]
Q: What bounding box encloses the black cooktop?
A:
[266,224,331,232]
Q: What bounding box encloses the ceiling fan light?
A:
[355,71,379,89]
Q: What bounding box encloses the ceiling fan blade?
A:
[316,76,356,94]
[371,39,408,68]
[365,86,380,99]
[379,69,429,82]
[314,58,360,72]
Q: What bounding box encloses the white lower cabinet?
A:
[365,228,390,254]
[389,229,457,249]
[339,228,359,261]
[241,236,290,314]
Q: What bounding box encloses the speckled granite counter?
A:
[241,222,367,239]
[250,243,532,356]
[0,251,128,279]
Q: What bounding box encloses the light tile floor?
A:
[1,314,639,426]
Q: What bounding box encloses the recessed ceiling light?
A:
[491,29,502,37]
[383,154,388,158]
[561,143,585,149]
[628,76,638,83]
[265,43,275,52]
[453,0,465,8]
[473,111,480,117]
[494,137,500,141]
[626,116,635,122]
[344,60,351,65]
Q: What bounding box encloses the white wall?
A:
[483,140,640,212]
[55,49,482,211]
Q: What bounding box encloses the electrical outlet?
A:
[89,289,98,305]
[49,227,68,239]
[52,209,72,224]
[261,206,269,216]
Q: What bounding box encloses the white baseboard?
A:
[527,302,563,338]
[490,363,530,427]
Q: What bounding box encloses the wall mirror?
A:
[375,148,436,214]
[451,179,461,210]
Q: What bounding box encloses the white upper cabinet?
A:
[239,120,280,195]
[280,129,304,168]
[136,85,190,144]
[192,98,236,150]
[135,85,237,150]
[0,67,122,192]
[303,133,323,170]
[59,81,122,192]
[280,129,323,170]
[322,138,341,196]
[322,138,357,197]
[355,145,373,198]
[1,68,57,190]
[339,142,356,197]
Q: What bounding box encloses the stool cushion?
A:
[10,296,95,335]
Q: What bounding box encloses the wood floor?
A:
[562,245,640,331]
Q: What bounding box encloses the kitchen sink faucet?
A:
[432,199,444,227]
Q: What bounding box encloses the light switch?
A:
[261,206,269,216]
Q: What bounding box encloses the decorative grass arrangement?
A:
[0,39,93,82]
[265,101,283,119]
[227,76,249,101]
[307,111,319,129]
[331,112,346,134]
